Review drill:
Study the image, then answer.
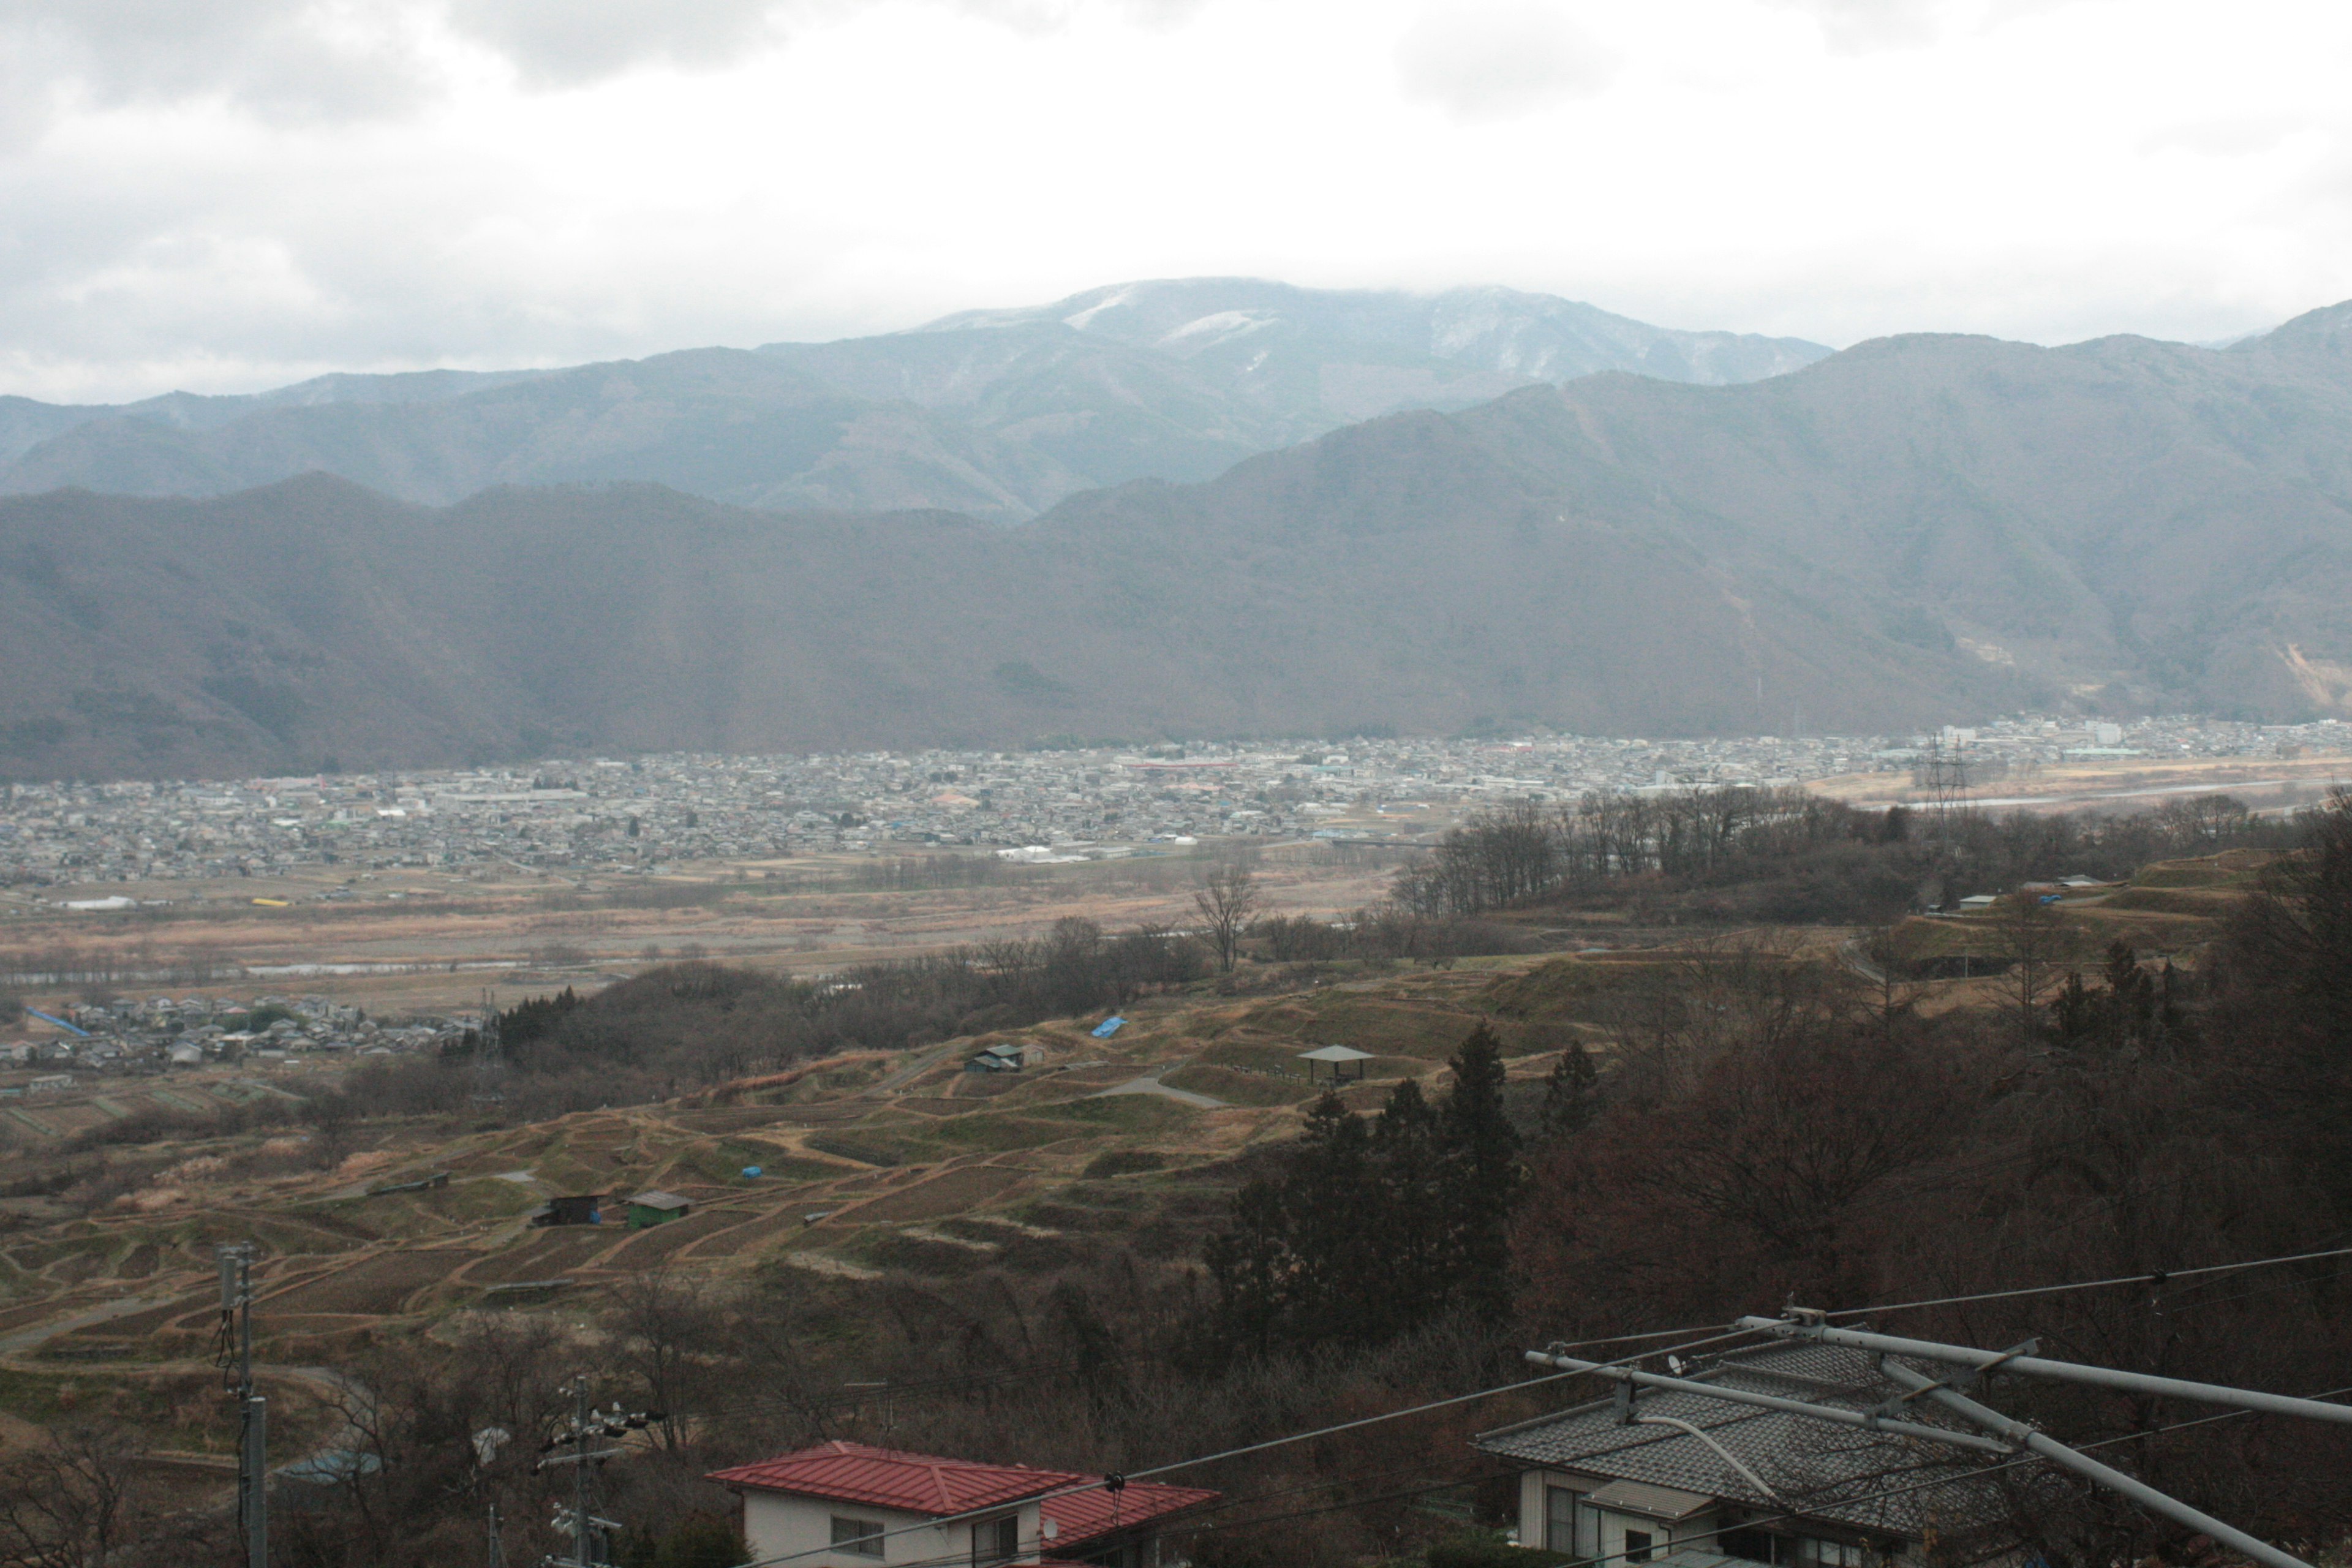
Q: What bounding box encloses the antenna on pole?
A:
[216,1243,266,1568]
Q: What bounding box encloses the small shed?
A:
[627,1190,693,1229]
[966,1041,1043,1073]
[527,1193,605,1227]
[1297,1044,1373,1085]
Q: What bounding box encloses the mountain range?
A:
[3,298,2348,780]
[0,280,1829,523]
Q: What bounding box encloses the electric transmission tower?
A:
[1920,736,1972,837]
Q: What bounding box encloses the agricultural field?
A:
[0,848,2267,1504]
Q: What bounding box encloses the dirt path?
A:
[1092,1066,1226,1109]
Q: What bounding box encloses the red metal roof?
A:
[706,1442,1080,1515]
[1042,1480,1218,1547]
[705,1442,1218,1539]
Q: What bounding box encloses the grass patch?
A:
[804,1131,930,1168]
[1161,1063,1311,1107]
[1082,1151,1169,1178]
[1033,1095,1200,1132]
[1197,1040,1314,1075]
[854,1232,989,1277]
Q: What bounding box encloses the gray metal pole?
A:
[1521,1351,2016,1456]
[575,1379,591,1568]
[1740,1317,2352,1426]
[239,1251,254,1408]
[1872,1359,2312,1568]
[245,1395,268,1568]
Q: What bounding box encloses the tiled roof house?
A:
[1476,1341,2025,1568]
[707,1441,1216,1568]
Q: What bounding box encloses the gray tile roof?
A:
[1477,1341,2021,1538]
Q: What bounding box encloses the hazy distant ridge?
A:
[2,302,2348,780]
[0,279,1829,521]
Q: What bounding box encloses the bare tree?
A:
[0,1423,146,1568]
[1193,865,1261,974]
[1857,925,1930,1041]
[1990,889,2071,1046]
[606,1263,718,1450]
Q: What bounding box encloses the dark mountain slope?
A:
[4,306,2349,780]
[1432,303,2352,717]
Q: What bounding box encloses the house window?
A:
[831,1517,885,1558]
[1716,1527,1777,1564]
[1546,1487,1601,1560]
[1796,1539,1866,1568]
[1624,1530,1655,1564]
[972,1515,1019,1567]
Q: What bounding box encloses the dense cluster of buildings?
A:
[2,992,451,1082]
[0,716,2340,890]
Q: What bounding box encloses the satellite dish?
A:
[1667,1355,1685,1376]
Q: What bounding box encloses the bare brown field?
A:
[839,1167,1030,1224]
[1,843,1396,1016]
[258,1248,471,1316]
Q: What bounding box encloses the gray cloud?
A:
[440,0,791,88]
[0,0,1198,125]
[1395,1,1618,124]
[0,1,446,132]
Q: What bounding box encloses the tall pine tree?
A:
[1440,1022,1525,1325]
[1371,1077,1449,1341]
[1198,1029,1534,1359]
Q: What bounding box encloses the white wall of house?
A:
[738,1491,1046,1568]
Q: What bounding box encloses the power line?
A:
[721,1246,2352,1568]
[727,1321,1763,1568]
[1829,1243,2352,1322]
[1188,1379,2352,1568]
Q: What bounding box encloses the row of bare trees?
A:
[1396,787,2299,919]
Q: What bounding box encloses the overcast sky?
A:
[4,0,2349,402]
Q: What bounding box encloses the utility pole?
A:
[536,1376,659,1568]
[216,1243,266,1568]
[1738,1313,2352,1568]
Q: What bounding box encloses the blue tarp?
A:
[1091,1016,1125,1038]
[26,1009,91,1038]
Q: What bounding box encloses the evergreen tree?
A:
[1371,1077,1449,1340]
[1539,1042,1599,1140]
[1202,1178,1292,1362]
[1284,1091,1379,1341]
[1439,1022,1525,1324]
[1199,1038,1536,1357]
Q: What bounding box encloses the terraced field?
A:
[0,864,2259,1476]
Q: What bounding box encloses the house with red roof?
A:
[706,1441,1216,1568]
